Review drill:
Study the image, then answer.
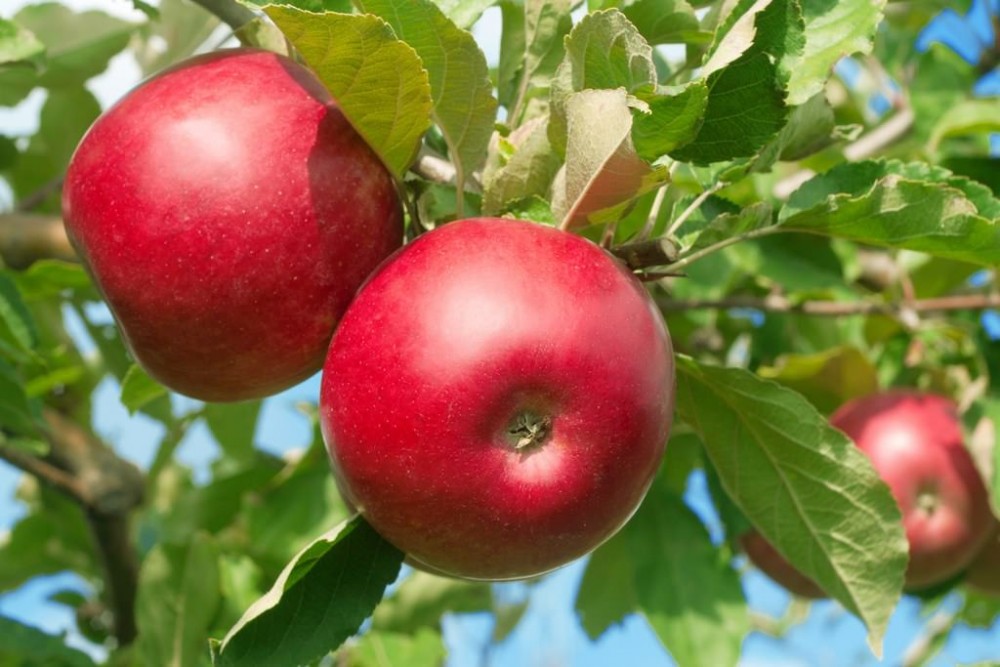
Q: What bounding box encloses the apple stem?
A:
[506,411,553,452]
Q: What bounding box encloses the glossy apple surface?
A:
[965,524,1000,595]
[740,530,825,599]
[320,218,675,581]
[63,48,402,401]
[832,390,993,590]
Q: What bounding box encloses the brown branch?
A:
[0,213,76,269]
[657,293,1000,316]
[611,237,680,271]
[0,409,144,645]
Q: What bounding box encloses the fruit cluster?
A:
[63,48,1000,590]
[63,49,676,581]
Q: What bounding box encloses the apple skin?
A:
[63,48,402,401]
[740,530,825,599]
[965,524,1000,595]
[831,390,994,590]
[320,218,675,581]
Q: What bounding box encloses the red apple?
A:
[740,530,825,599]
[63,48,402,401]
[320,218,675,580]
[832,390,994,590]
[965,524,1000,595]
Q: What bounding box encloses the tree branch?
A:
[657,293,1000,316]
[0,213,76,269]
[188,0,257,33]
[0,410,144,646]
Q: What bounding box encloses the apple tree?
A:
[1,0,1000,665]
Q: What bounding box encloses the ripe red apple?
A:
[63,48,402,401]
[320,218,675,581]
[832,390,994,590]
[965,524,1000,595]
[740,530,825,599]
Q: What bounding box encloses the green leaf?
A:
[684,201,774,254]
[0,359,38,437]
[928,99,1000,153]
[786,0,887,105]
[430,0,497,28]
[575,530,639,638]
[10,86,101,210]
[204,400,261,462]
[0,616,95,667]
[674,356,907,654]
[245,445,350,565]
[120,364,168,415]
[265,6,433,179]
[215,517,404,666]
[248,0,352,9]
[549,8,657,154]
[133,0,220,77]
[670,0,798,164]
[13,260,92,301]
[556,88,667,228]
[136,533,221,667]
[347,629,446,667]
[780,161,1000,266]
[0,488,97,590]
[0,272,38,353]
[561,9,656,93]
[619,0,704,45]
[357,0,498,203]
[500,0,573,123]
[629,484,748,667]
[0,3,136,94]
[0,18,44,66]
[631,81,708,161]
[372,571,491,633]
[483,117,562,215]
[910,45,979,144]
[758,346,879,414]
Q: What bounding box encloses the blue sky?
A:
[2,0,1000,664]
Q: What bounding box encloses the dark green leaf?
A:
[670,0,800,164]
[215,517,404,666]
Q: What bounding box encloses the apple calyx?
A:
[505,410,553,452]
[916,488,940,516]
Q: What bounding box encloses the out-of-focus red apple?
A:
[832,390,993,590]
[63,48,402,401]
[320,218,675,581]
[740,530,825,599]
